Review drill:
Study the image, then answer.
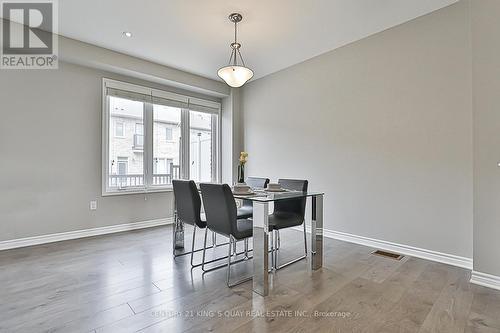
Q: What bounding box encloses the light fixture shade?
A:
[218,65,254,88]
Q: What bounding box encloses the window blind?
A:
[106,87,151,103]
[188,97,221,114]
[152,89,189,109]
[104,78,221,113]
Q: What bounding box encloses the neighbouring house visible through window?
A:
[115,121,124,137]
[153,158,173,174]
[189,111,216,183]
[102,78,220,194]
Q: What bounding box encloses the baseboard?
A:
[294,226,473,270]
[0,217,174,251]
[2,220,474,272]
[470,271,500,291]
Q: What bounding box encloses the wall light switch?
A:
[90,200,97,210]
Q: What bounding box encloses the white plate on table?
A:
[265,188,287,192]
[233,190,255,196]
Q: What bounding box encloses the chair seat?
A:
[234,219,253,240]
[269,212,304,230]
[237,206,253,219]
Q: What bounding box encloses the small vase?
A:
[237,164,245,184]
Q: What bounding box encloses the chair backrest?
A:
[172,180,204,228]
[242,177,270,208]
[200,183,237,237]
[246,177,270,189]
[275,179,308,218]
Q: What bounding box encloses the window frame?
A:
[102,78,221,196]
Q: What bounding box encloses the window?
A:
[153,104,181,186]
[117,157,128,175]
[134,123,144,149]
[116,157,130,188]
[108,96,144,189]
[165,127,173,141]
[189,111,216,183]
[114,121,124,137]
[103,78,220,194]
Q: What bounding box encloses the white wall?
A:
[0,60,227,242]
[0,62,167,241]
[242,1,473,259]
[472,0,500,277]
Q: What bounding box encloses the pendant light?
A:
[217,13,254,88]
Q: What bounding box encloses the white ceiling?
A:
[57,0,458,81]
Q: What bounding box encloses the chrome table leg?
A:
[311,194,323,270]
[252,201,270,296]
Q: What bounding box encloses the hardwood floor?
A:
[0,225,499,333]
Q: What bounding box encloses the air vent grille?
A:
[371,250,404,260]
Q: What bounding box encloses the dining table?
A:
[173,187,324,297]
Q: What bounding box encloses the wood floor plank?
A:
[0,283,160,332]
[95,277,252,332]
[369,262,452,333]
[418,268,474,333]
[138,284,252,333]
[0,225,499,333]
[48,303,135,333]
[185,284,302,333]
[465,284,500,332]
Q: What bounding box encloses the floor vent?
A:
[371,250,404,260]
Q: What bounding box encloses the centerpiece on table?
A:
[238,151,248,184]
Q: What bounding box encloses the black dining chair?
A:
[237,177,270,219]
[200,183,253,287]
[172,180,228,268]
[269,179,308,270]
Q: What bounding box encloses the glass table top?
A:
[232,189,324,202]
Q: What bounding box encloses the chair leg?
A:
[275,227,308,270]
[277,229,281,250]
[172,220,177,256]
[190,225,197,267]
[226,236,233,286]
[275,230,279,270]
[270,230,275,270]
[202,234,256,272]
[226,236,253,288]
[174,225,229,260]
[202,233,273,276]
[201,227,209,271]
[192,226,227,269]
[303,222,308,256]
[212,231,217,248]
[244,238,249,259]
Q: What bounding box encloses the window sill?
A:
[102,187,173,197]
